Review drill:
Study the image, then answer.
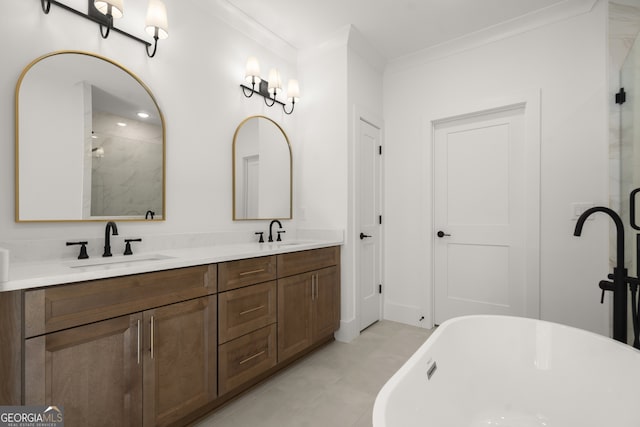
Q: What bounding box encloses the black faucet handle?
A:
[277,230,286,242]
[67,241,89,259]
[599,280,614,304]
[255,232,264,243]
[123,238,142,256]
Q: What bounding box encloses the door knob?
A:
[359,232,372,240]
[436,231,451,238]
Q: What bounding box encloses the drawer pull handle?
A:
[239,268,265,276]
[240,305,265,316]
[239,350,266,365]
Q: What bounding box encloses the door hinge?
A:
[378,145,382,155]
[378,284,382,294]
[616,88,626,105]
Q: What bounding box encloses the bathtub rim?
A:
[372,314,640,426]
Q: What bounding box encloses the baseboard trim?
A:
[384,300,430,328]
[334,317,359,342]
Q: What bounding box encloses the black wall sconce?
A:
[240,57,300,115]
[40,0,169,58]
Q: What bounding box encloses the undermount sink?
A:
[67,253,174,269]
[260,241,313,249]
[275,242,307,246]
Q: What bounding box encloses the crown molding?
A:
[208,0,298,62]
[387,0,599,74]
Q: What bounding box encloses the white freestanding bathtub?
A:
[373,315,640,427]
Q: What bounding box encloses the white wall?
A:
[1,0,300,246]
[296,26,385,341]
[297,30,350,336]
[384,1,612,335]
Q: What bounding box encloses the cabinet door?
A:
[277,273,312,362]
[24,314,143,427]
[312,266,340,341]
[143,296,217,427]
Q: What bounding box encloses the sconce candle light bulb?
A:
[287,79,300,102]
[245,57,261,86]
[268,68,282,96]
[145,0,168,57]
[94,0,123,18]
[145,0,169,39]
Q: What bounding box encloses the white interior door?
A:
[358,118,382,330]
[434,106,528,324]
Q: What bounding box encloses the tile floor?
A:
[194,320,434,427]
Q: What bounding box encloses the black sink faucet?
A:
[103,221,119,257]
[268,219,283,242]
[574,206,627,342]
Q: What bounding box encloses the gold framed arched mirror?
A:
[15,50,166,222]
[233,115,292,220]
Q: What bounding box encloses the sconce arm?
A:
[264,95,277,107]
[146,35,159,58]
[98,14,113,39]
[283,99,296,115]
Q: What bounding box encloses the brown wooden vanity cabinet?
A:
[10,246,341,426]
[277,247,340,362]
[23,265,217,427]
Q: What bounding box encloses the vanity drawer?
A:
[218,324,277,395]
[24,265,217,338]
[219,281,276,344]
[277,246,340,278]
[218,256,277,291]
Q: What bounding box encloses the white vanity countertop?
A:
[0,240,343,292]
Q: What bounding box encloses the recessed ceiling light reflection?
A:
[117,122,127,127]
[137,112,150,119]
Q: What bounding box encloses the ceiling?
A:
[223,0,594,61]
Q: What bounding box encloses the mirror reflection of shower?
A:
[89,104,163,217]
